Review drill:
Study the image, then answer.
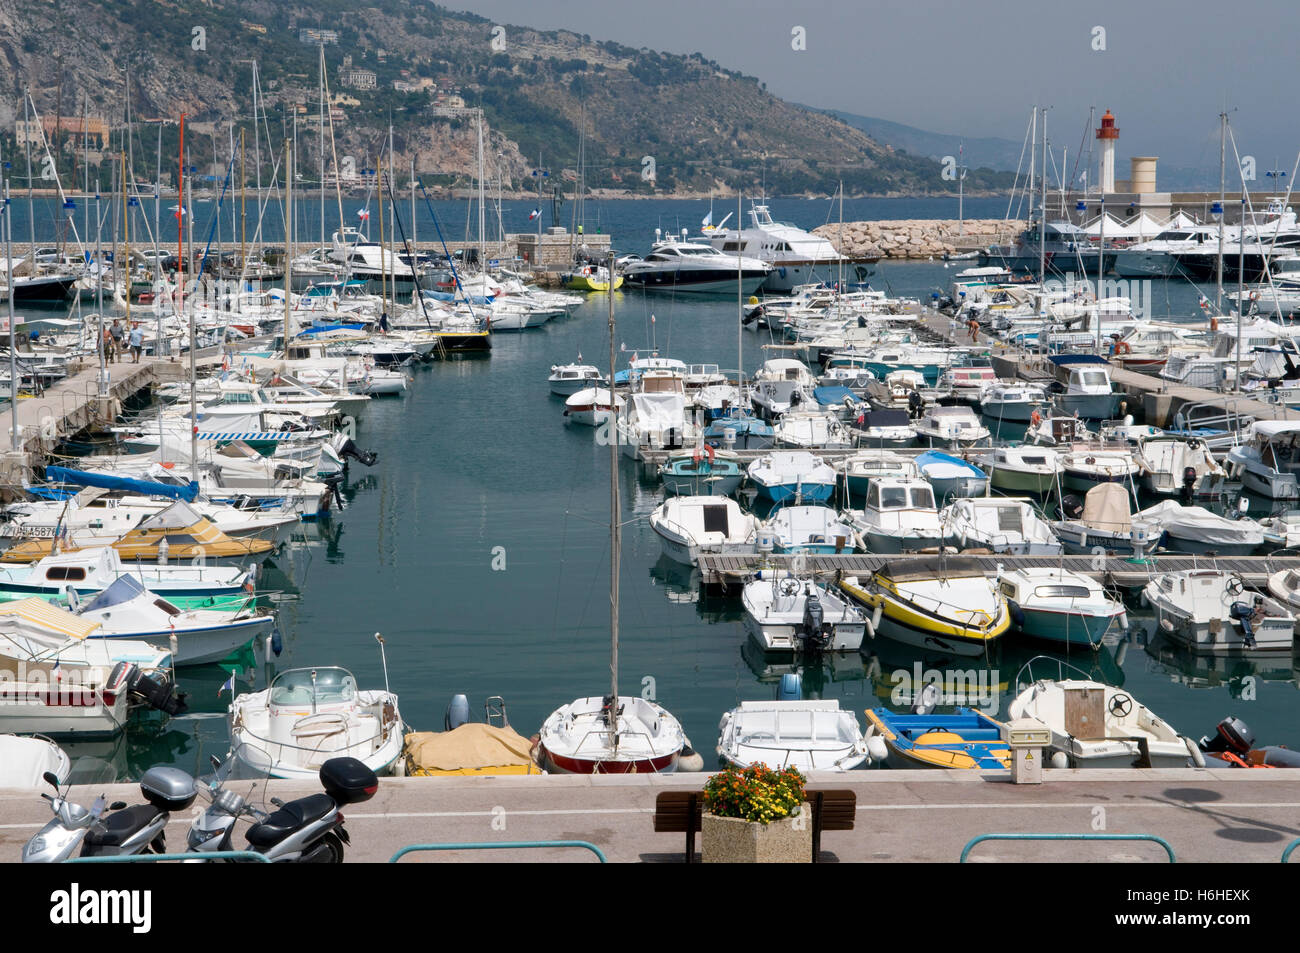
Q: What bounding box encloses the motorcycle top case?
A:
[140,766,198,812]
[319,757,378,805]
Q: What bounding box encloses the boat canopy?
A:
[1249,420,1300,440]
[876,555,987,583]
[1080,483,1132,531]
[813,385,857,406]
[1048,354,1110,367]
[46,466,199,503]
[0,597,102,640]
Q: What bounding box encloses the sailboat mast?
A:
[1216,111,1226,313]
[607,248,619,752]
[1039,107,1047,285]
[284,139,293,351]
[478,111,485,271]
[736,189,742,391]
[377,149,387,311]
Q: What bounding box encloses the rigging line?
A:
[380,168,434,330]
[416,179,476,324]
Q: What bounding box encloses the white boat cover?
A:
[1136,500,1264,546]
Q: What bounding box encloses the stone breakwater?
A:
[812,219,1022,260]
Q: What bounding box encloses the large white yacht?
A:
[700,205,875,293]
[328,227,420,292]
[1112,224,1223,278]
[620,233,770,295]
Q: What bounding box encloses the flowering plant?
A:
[702,763,805,825]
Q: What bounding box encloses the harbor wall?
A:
[812,219,1021,260]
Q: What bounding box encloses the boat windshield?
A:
[1034,585,1092,600]
[910,486,935,509]
[270,668,357,706]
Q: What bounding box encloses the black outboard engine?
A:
[911,681,942,716]
[321,472,347,512]
[1229,599,1259,648]
[907,389,924,419]
[1061,494,1084,521]
[1198,715,1255,755]
[797,593,832,655]
[337,439,378,468]
[108,661,189,717]
[1180,466,1198,503]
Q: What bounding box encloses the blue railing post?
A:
[389,840,607,863]
[960,833,1175,863]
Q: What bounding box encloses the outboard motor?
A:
[1061,494,1084,521]
[107,661,188,717]
[907,389,924,419]
[1180,466,1198,503]
[778,673,802,701]
[1198,715,1255,755]
[911,680,942,716]
[797,592,831,654]
[337,439,378,468]
[322,472,347,512]
[1229,599,1260,648]
[444,693,472,731]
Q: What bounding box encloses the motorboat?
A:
[975,445,1060,494]
[701,413,774,450]
[979,380,1048,424]
[942,365,999,405]
[940,497,1062,556]
[649,495,759,566]
[1050,357,1128,420]
[746,451,836,504]
[996,567,1126,647]
[658,447,743,497]
[1135,500,1265,556]
[741,575,867,653]
[1059,445,1140,493]
[0,546,254,609]
[915,451,988,502]
[1145,570,1294,654]
[749,359,817,421]
[229,666,405,779]
[774,411,853,449]
[70,575,272,666]
[1225,421,1300,499]
[0,734,71,787]
[913,405,990,449]
[838,556,1009,657]
[548,362,604,396]
[1007,668,1198,769]
[842,476,944,554]
[833,449,920,496]
[863,708,1010,769]
[701,203,869,293]
[1135,436,1226,497]
[620,235,770,295]
[762,504,856,555]
[717,701,869,771]
[1024,413,1092,447]
[847,408,916,448]
[1050,483,1160,557]
[563,387,623,427]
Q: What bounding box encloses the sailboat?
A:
[537,263,686,774]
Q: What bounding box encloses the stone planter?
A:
[701,802,812,863]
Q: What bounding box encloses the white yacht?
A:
[1113,224,1222,277]
[620,234,770,295]
[701,204,873,293]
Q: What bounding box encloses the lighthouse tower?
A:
[1096,109,1119,193]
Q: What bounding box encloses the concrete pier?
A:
[3,769,1297,862]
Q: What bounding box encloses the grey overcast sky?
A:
[456,0,1296,182]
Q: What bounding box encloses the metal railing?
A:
[390,840,607,863]
[959,833,1176,863]
[1281,838,1300,863]
[67,851,271,863]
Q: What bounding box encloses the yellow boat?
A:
[864,708,1012,769]
[401,723,543,776]
[1,502,274,564]
[839,556,1009,657]
[562,266,623,292]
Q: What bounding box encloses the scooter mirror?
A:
[110,801,127,810]
[270,797,284,807]
[210,755,221,771]
[42,771,60,789]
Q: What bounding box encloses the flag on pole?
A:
[218,675,235,697]
[357,208,370,221]
[528,208,541,221]
[701,211,712,228]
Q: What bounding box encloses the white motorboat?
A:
[0,546,253,606]
[834,448,920,496]
[749,359,817,421]
[563,387,623,427]
[0,734,71,788]
[1052,359,1128,420]
[548,362,604,397]
[762,504,856,555]
[1025,414,1092,447]
[1146,570,1294,654]
[701,204,865,293]
[940,497,1063,556]
[996,567,1126,648]
[975,445,1060,494]
[717,701,869,772]
[1059,445,1140,493]
[1050,483,1160,557]
[774,411,853,449]
[847,408,916,448]
[742,575,867,653]
[621,235,770,295]
[913,405,990,449]
[649,495,759,566]
[842,477,944,554]
[1007,669,1197,768]
[1135,500,1265,556]
[1135,436,1226,497]
[229,666,405,779]
[1225,421,1300,499]
[979,380,1048,424]
[746,451,836,504]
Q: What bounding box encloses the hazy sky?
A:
[456,0,1296,183]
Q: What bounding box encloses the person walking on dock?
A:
[102,324,115,363]
[129,322,144,363]
[109,320,125,364]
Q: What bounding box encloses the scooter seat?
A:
[84,804,163,849]
[246,794,336,847]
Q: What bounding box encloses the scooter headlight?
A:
[24,836,45,857]
[187,827,223,850]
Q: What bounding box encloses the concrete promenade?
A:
[3,769,1299,863]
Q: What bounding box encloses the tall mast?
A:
[122,151,130,328]
[182,113,197,484]
[478,110,486,272]
[377,149,387,311]
[240,130,246,303]
[607,247,619,753]
[1038,107,1047,285]
[1027,106,1036,229]
[284,139,293,353]
[736,188,743,390]
[1216,111,1226,313]
[319,45,326,262]
[24,91,35,260]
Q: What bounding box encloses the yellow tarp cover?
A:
[404,723,539,774]
[0,597,102,640]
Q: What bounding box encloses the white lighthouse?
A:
[1096,109,1119,193]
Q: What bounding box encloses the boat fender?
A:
[445,693,472,731]
[870,603,883,633]
[270,626,283,657]
[1118,610,1129,630]
[677,738,705,772]
[1008,601,1026,630]
[1050,751,1070,769]
[1183,736,1207,768]
[865,733,888,763]
[1159,616,1174,632]
[911,681,941,715]
[778,673,802,701]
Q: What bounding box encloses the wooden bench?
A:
[653,789,856,863]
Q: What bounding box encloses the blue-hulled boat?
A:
[864,707,1011,769]
[914,451,988,502]
[746,452,837,504]
[702,414,774,450]
[763,504,857,555]
[658,448,744,497]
